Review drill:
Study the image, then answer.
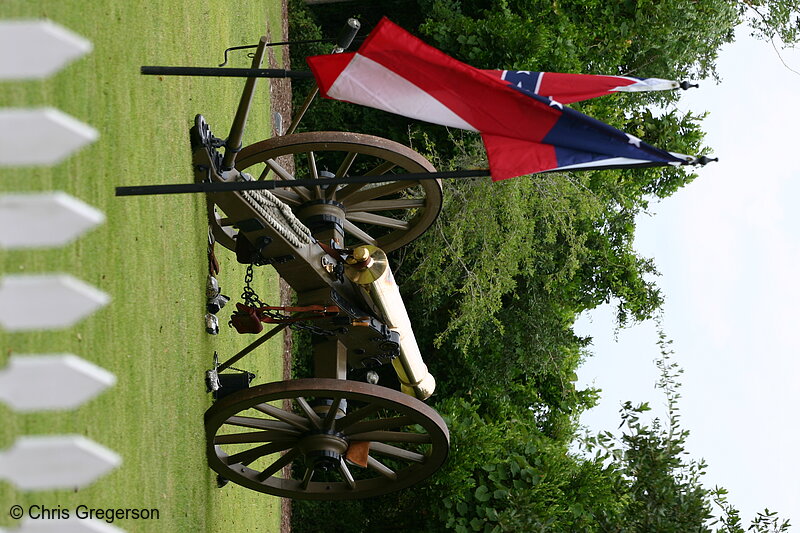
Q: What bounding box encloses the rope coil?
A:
[238,175,315,248]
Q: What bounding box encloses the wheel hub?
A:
[296,199,346,236]
[297,431,349,470]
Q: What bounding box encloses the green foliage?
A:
[738,0,800,44]
[288,1,795,531]
[713,488,792,533]
[417,0,739,82]
[430,397,625,533]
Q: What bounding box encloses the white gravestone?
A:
[0,20,92,80]
[0,192,105,249]
[0,274,110,331]
[0,109,98,167]
[0,354,116,412]
[0,435,121,490]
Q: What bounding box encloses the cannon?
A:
[124,20,450,500]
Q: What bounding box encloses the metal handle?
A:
[285,18,361,136]
[335,18,361,52]
[220,36,269,171]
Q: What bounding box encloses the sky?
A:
[575,27,800,527]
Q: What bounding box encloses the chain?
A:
[240,264,265,308]
[239,264,338,336]
[288,320,338,337]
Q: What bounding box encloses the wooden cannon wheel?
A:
[204,378,450,500]
[208,131,443,253]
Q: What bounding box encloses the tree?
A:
[416,0,739,80]
[738,0,800,44]
[580,330,791,533]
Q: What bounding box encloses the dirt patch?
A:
[267,3,295,532]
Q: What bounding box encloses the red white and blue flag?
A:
[482,70,681,104]
[307,18,692,181]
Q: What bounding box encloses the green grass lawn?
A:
[1,2,286,531]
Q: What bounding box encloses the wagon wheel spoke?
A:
[265,158,312,203]
[294,396,323,430]
[307,151,322,199]
[365,160,399,176]
[343,220,378,246]
[342,416,414,434]
[334,183,365,202]
[346,431,431,443]
[264,158,292,180]
[345,181,416,205]
[366,456,397,480]
[339,457,356,489]
[224,416,300,433]
[253,403,310,431]
[333,150,357,195]
[369,442,426,464]
[335,403,382,431]
[269,189,304,207]
[214,431,299,444]
[347,198,426,212]
[346,212,411,230]
[326,152,359,200]
[323,397,343,431]
[256,448,301,481]
[214,430,299,445]
[256,164,271,181]
[299,467,314,490]
[226,441,295,466]
[335,151,358,179]
[335,161,398,201]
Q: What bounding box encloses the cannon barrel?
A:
[345,246,435,400]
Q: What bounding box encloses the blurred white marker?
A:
[0,192,105,249]
[0,435,121,490]
[0,20,92,80]
[0,354,116,412]
[0,274,110,331]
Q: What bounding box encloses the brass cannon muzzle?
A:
[345,245,436,400]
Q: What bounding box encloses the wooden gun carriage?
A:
[125,20,450,500]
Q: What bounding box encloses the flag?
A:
[307,18,691,181]
[481,70,681,104]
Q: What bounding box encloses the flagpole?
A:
[140,66,316,79]
[115,155,718,197]
[115,169,490,197]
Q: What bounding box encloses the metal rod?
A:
[219,44,260,67]
[116,154,706,197]
[115,169,490,197]
[217,323,288,373]
[284,87,318,136]
[140,65,315,79]
[221,37,270,171]
[284,19,361,136]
